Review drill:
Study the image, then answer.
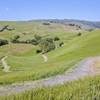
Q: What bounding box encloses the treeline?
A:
[11,34,64,54]
[0,32,82,54]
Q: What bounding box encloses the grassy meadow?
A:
[0,21,100,100]
[0,21,100,85]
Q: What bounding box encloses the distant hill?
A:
[30,19,100,30]
[0,19,100,34]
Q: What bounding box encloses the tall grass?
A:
[0,76,100,100]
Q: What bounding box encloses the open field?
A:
[0,21,100,100]
[0,21,100,85]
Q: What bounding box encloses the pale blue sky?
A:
[0,0,100,21]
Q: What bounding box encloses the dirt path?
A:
[42,54,48,62]
[0,56,10,72]
[0,57,100,96]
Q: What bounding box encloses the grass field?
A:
[0,21,100,85]
[0,21,100,100]
[0,75,100,100]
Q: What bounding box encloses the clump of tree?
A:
[35,35,64,54]
[11,35,31,44]
[0,39,8,46]
[11,35,20,43]
[42,22,50,25]
[54,36,60,41]
[11,34,64,54]
[39,38,55,54]
[29,34,42,45]
[59,42,64,47]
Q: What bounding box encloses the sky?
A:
[0,0,100,21]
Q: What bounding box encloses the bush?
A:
[77,33,82,36]
[0,39,8,46]
[46,38,54,43]
[42,22,50,25]
[34,34,42,41]
[11,35,20,43]
[36,49,42,54]
[31,39,38,45]
[59,42,64,47]
[54,36,60,41]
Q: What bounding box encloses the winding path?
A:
[0,57,100,96]
[0,56,11,72]
[42,54,48,62]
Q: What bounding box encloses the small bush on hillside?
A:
[31,39,38,45]
[59,42,64,47]
[46,38,54,43]
[77,32,82,36]
[36,49,42,54]
[11,35,20,43]
[42,22,50,25]
[0,39,8,46]
[54,36,60,41]
[34,34,42,42]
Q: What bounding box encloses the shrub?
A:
[31,39,38,45]
[0,39,8,46]
[46,38,54,43]
[59,42,64,47]
[11,35,20,43]
[77,33,82,36]
[34,34,42,42]
[54,36,60,41]
[42,22,50,25]
[36,49,42,54]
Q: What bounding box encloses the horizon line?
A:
[0,18,100,22]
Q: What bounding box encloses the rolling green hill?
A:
[0,21,100,85]
[0,20,100,100]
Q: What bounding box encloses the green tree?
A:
[0,39,8,46]
[11,35,20,43]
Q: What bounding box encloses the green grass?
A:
[0,21,100,100]
[0,75,100,100]
[0,21,100,85]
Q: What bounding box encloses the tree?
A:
[39,38,55,54]
[30,39,38,45]
[59,42,64,47]
[11,35,20,43]
[0,39,8,46]
[34,34,42,41]
[54,36,60,41]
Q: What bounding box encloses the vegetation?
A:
[0,76,100,100]
[0,39,8,46]
[0,21,100,85]
[11,34,62,54]
[0,20,100,100]
[11,35,20,43]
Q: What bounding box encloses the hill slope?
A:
[0,20,100,84]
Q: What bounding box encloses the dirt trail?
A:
[42,54,48,62]
[0,57,100,96]
[0,56,10,72]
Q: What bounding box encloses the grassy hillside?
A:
[0,21,100,85]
